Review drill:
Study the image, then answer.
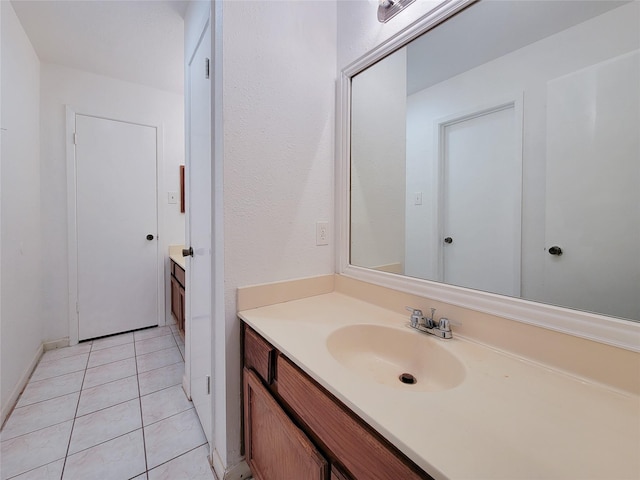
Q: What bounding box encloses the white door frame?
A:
[66,106,166,345]
[434,95,524,293]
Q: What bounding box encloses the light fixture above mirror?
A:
[378,0,417,23]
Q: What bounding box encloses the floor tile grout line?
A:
[135,343,182,359]
[134,330,175,341]
[135,344,181,357]
[4,458,65,480]
[144,441,208,475]
[75,395,140,420]
[136,347,182,364]
[28,362,88,383]
[63,426,143,458]
[142,404,195,429]
[83,355,136,374]
[59,340,93,480]
[137,358,184,376]
[133,334,150,476]
[90,340,134,352]
[79,372,138,392]
[86,352,137,370]
[134,332,175,344]
[138,364,185,381]
[139,378,187,400]
[38,348,93,365]
[9,387,83,412]
[0,416,75,444]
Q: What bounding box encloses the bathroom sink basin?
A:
[326,324,466,392]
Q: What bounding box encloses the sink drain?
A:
[399,373,417,385]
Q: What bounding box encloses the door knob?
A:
[146,234,154,241]
[182,247,194,257]
[444,237,453,244]
[548,246,563,256]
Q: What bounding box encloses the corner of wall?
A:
[1,0,46,416]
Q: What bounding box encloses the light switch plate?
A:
[168,192,178,204]
[316,221,329,246]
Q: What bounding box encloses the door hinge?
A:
[205,58,210,79]
[206,375,211,395]
[73,133,78,145]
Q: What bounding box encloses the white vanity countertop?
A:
[168,245,186,270]
[239,292,640,480]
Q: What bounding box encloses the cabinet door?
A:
[331,465,353,480]
[170,275,181,323]
[178,284,185,333]
[244,368,328,480]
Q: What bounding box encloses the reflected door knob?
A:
[146,234,154,241]
[548,246,563,256]
[182,247,194,257]
[444,237,453,244]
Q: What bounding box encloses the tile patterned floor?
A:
[0,324,216,480]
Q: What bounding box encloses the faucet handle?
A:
[405,306,424,328]
[438,318,451,332]
[438,317,462,331]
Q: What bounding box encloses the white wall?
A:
[39,63,185,341]
[350,47,406,271]
[218,0,336,470]
[404,2,639,306]
[0,1,44,422]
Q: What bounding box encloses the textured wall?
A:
[0,1,44,421]
[219,0,336,469]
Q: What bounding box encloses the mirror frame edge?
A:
[335,0,640,353]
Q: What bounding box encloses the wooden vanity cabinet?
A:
[244,368,329,480]
[331,466,353,480]
[242,323,432,480]
[170,260,185,336]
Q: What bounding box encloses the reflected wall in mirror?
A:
[350,0,639,321]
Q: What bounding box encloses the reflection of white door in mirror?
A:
[544,50,640,320]
[439,103,521,297]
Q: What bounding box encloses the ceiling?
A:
[406,0,628,95]
[11,0,187,94]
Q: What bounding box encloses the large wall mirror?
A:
[348,0,639,327]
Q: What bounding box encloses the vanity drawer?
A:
[277,354,431,480]
[173,263,185,286]
[244,326,275,384]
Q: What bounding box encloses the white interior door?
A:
[75,114,158,340]
[187,20,212,442]
[441,103,522,297]
[544,51,640,319]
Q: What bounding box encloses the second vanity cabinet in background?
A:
[242,323,432,480]
[170,259,185,336]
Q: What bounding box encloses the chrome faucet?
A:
[405,306,454,339]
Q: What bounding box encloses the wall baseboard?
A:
[43,337,69,351]
[181,374,191,401]
[211,449,251,480]
[1,343,43,427]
